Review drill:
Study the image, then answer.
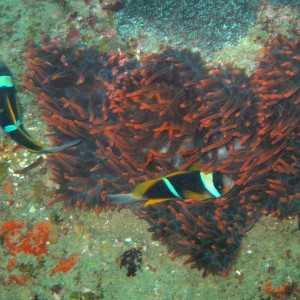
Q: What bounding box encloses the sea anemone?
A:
[250,35,300,218]
[139,36,299,275]
[23,35,299,275]
[24,36,137,213]
[24,36,207,213]
[139,65,260,276]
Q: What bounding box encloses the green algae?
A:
[0,161,9,183]
[70,291,103,300]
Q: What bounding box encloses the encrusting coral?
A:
[23,35,299,275]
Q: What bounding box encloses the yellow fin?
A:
[188,165,201,171]
[133,178,160,196]
[164,170,189,178]
[182,190,211,201]
[144,198,176,207]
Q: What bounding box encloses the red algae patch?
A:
[2,179,14,196]
[0,219,79,286]
[1,220,25,231]
[51,253,79,275]
[3,220,51,258]
[263,277,300,298]
[0,220,51,286]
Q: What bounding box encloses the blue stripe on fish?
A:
[162,177,181,198]
[0,75,13,88]
[4,119,22,132]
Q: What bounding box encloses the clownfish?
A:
[107,170,234,207]
[0,62,80,152]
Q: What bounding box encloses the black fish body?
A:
[107,170,234,207]
[0,62,80,152]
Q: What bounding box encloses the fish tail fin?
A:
[41,139,81,152]
[106,193,144,205]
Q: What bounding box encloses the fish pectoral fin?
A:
[221,186,231,196]
[182,190,211,201]
[144,198,177,207]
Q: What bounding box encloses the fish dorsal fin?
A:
[188,165,200,171]
[164,170,189,178]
